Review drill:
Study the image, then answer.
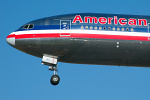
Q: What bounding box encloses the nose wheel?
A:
[50,75,60,85]
[42,54,60,85]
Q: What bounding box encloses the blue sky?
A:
[1,0,150,100]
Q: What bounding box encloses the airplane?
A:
[6,13,150,85]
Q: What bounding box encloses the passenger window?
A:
[81,26,84,29]
[94,26,97,30]
[85,26,88,29]
[103,27,106,30]
[117,28,120,31]
[112,27,115,31]
[99,27,102,30]
[90,26,93,30]
[126,28,129,31]
[108,27,111,30]
[121,28,124,31]
[131,28,134,32]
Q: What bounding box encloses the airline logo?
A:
[72,15,147,26]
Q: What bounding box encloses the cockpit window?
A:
[23,24,34,29]
[28,24,34,29]
[23,25,29,29]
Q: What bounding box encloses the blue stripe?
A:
[16,25,149,33]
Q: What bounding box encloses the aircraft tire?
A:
[50,75,60,85]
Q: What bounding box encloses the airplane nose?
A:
[6,33,15,46]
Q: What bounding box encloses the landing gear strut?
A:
[42,54,60,85]
[49,66,60,85]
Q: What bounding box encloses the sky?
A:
[1,0,150,100]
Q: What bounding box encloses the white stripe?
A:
[12,29,149,37]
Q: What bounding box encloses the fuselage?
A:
[6,13,150,67]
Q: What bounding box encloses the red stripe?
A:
[7,34,15,38]
[72,33,148,41]
[15,33,60,39]
[14,33,149,41]
[60,33,70,35]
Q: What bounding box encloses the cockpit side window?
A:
[23,24,34,29]
[23,25,29,29]
[28,24,34,29]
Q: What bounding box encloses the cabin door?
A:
[60,20,71,36]
[148,23,150,40]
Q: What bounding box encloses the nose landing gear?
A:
[49,66,60,85]
[42,54,60,85]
